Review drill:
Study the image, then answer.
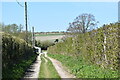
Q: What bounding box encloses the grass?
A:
[39,54,60,79]
[3,56,37,80]
[48,53,119,79]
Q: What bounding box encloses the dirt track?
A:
[23,54,41,80]
[23,51,75,79]
[48,57,76,78]
[44,52,76,78]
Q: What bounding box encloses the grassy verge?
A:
[48,54,119,78]
[39,54,60,79]
[3,54,37,80]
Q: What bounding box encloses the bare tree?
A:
[67,13,98,34]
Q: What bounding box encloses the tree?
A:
[0,23,3,31]
[54,39,59,43]
[18,24,23,32]
[2,23,32,43]
[10,24,18,33]
[2,24,18,33]
[67,13,98,34]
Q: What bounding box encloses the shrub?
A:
[2,33,37,79]
[36,40,55,50]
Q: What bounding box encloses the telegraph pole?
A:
[32,27,35,47]
[25,2,28,42]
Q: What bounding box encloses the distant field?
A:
[35,33,65,41]
[35,33,64,36]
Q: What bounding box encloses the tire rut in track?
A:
[39,54,60,78]
[45,53,76,78]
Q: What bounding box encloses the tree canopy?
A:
[67,13,98,34]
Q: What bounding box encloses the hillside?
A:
[35,32,65,41]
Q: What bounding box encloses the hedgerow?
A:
[2,33,37,79]
[48,23,119,70]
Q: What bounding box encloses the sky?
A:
[1,2,118,32]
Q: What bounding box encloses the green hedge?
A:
[2,33,37,79]
[48,23,119,70]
